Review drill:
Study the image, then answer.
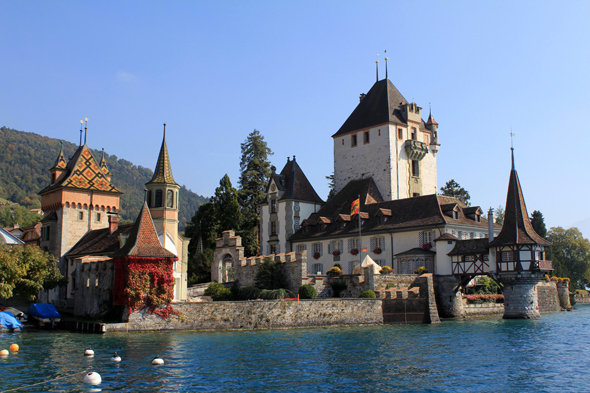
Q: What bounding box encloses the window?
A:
[295,244,307,253]
[463,255,475,262]
[96,213,101,222]
[378,129,381,136]
[95,278,99,287]
[52,173,56,184]
[342,139,344,145]
[270,244,277,254]
[348,238,359,252]
[351,134,358,147]
[294,218,300,230]
[412,160,419,177]
[312,263,324,275]
[294,202,300,211]
[312,242,322,255]
[78,211,84,220]
[271,199,277,213]
[147,190,152,207]
[155,190,163,207]
[501,251,513,261]
[398,128,403,140]
[411,128,417,140]
[86,278,90,288]
[271,221,277,235]
[363,131,370,144]
[46,226,51,241]
[413,193,420,198]
[167,190,174,208]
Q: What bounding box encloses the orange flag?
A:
[351,198,360,215]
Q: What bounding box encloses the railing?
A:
[536,260,553,271]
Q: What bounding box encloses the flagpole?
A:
[358,194,362,270]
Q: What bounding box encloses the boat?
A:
[0,311,23,331]
[0,307,27,323]
[27,303,61,327]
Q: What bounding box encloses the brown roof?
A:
[112,202,176,258]
[39,144,121,195]
[434,233,459,241]
[489,162,551,247]
[448,239,491,256]
[395,247,436,256]
[146,130,178,186]
[266,157,324,204]
[66,223,134,257]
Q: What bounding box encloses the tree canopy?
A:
[211,174,241,234]
[440,179,471,206]
[254,257,288,290]
[237,130,273,257]
[530,210,547,238]
[547,227,590,290]
[495,205,505,226]
[0,205,42,229]
[326,173,335,201]
[0,245,66,300]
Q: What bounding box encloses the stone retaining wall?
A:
[106,298,383,332]
[537,280,560,313]
[464,303,504,317]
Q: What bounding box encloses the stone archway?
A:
[212,230,244,283]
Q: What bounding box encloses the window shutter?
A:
[339,240,344,252]
[381,236,385,251]
[370,237,375,251]
[348,239,352,251]
[419,232,424,246]
[431,230,436,243]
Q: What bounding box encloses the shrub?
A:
[236,285,262,300]
[255,257,288,290]
[259,288,294,300]
[386,283,397,289]
[359,290,376,298]
[476,276,500,294]
[330,282,348,297]
[328,266,343,274]
[414,266,428,275]
[298,284,317,299]
[380,266,393,274]
[204,282,232,301]
[465,294,504,304]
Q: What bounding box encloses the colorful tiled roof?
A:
[39,144,121,195]
[99,148,112,177]
[112,202,176,258]
[51,144,67,170]
[146,131,177,185]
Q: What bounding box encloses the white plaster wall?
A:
[435,240,455,275]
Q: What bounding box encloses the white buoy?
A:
[151,356,164,365]
[84,372,102,385]
[0,349,9,356]
[84,348,95,356]
[111,352,121,362]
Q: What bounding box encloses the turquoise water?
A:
[1,306,589,392]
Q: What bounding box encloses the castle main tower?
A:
[332,78,440,201]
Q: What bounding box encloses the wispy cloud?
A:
[116,71,136,82]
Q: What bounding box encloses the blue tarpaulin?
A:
[0,311,23,330]
[27,303,61,320]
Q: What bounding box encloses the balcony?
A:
[533,260,553,271]
[404,140,429,161]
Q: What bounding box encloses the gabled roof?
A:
[489,155,550,247]
[39,144,121,195]
[434,233,459,241]
[333,79,426,137]
[269,157,324,204]
[66,223,134,257]
[146,130,178,186]
[394,247,436,256]
[448,239,491,256]
[0,227,24,245]
[112,202,176,258]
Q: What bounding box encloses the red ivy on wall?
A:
[113,256,179,319]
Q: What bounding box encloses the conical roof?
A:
[50,144,67,170]
[112,202,176,258]
[99,148,112,177]
[489,156,550,247]
[332,79,409,137]
[147,131,178,185]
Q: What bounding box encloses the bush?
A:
[386,283,397,289]
[259,288,294,300]
[255,257,288,290]
[236,285,262,300]
[414,266,428,275]
[464,294,504,304]
[204,282,232,301]
[359,290,376,298]
[298,284,317,299]
[330,282,348,298]
[380,266,393,274]
[328,266,343,274]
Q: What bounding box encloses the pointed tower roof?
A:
[147,126,178,186]
[50,143,67,170]
[39,144,121,195]
[99,148,112,177]
[112,202,176,258]
[426,111,438,126]
[333,79,410,137]
[270,157,324,204]
[489,152,550,247]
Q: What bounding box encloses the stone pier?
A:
[497,272,543,319]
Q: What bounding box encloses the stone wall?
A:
[107,298,384,332]
[557,281,571,309]
[433,275,464,318]
[464,303,504,317]
[537,280,560,313]
[498,272,543,319]
[381,273,440,324]
[73,258,115,318]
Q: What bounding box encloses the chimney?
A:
[359,93,366,102]
[487,208,494,243]
[108,214,119,234]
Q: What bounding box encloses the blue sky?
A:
[1,1,589,235]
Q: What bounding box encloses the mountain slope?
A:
[0,126,207,231]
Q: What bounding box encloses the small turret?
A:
[99,148,112,182]
[426,109,440,153]
[49,142,67,185]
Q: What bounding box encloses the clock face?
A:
[271,184,276,191]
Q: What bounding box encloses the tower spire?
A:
[79,120,83,146]
[146,124,178,185]
[84,117,88,145]
[510,129,516,170]
[384,50,388,80]
[375,53,379,82]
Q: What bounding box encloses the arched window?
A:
[155,190,163,207]
[167,190,174,208]
[147,190,152,207]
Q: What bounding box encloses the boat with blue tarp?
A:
[0,311,23,331]
[27,303,61,327]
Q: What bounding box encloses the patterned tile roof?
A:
[39,144,121,195]
[99,148,112,177]
[50,144,67,170]
[146,131,177,185]
[112,202,176,258]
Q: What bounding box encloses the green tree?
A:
[255,257,288,290]
[326,173,335,201]
[185,203,218,257]
[530,210,547,238]
[440,179,471,206]
[495,205,505,226]
[211,174,241,234]
[0,205,42,229]
[237,130,273,257]
[0,245,66,300]
[187,249,214,285]
[547,227,590,290]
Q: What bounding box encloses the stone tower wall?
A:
[499,272,542,319]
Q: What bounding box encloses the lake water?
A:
[1,306,589,392]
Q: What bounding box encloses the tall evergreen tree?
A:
[237,130,273,257]
[495,205,505,226]
[184,203,219,285]
[326,173,335,201]
[212,174,241,234]
[530,210,547,238]
[440,179,471,206]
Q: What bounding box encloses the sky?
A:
[1,1,590,235]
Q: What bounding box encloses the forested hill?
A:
[0,126,208,231]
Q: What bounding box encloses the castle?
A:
[37,125,188,316]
